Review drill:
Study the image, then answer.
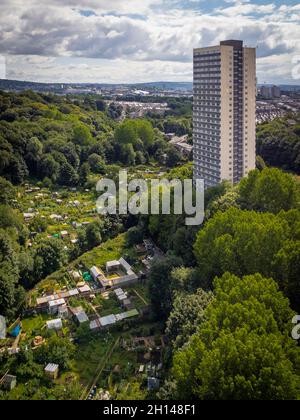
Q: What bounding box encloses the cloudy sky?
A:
[1,0,300,84]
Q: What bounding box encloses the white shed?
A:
[46,319,63,330]
[48,298,66,315]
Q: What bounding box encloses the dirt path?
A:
[80,336,120,400]
[133,289,148,306]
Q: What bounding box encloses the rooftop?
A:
[76,312,89,324]
[45,363,59,373]
[100,314,117,327]
[48,298,66,307]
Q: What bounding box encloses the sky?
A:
[0,0,300,85]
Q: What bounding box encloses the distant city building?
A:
[193,40,256,188]
[260,85,281,99]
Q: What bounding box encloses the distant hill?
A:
[0,79,193,93]
[132,82,193,91]
[1,78,299,94]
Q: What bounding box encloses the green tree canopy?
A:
[148,256,183,320]
[194,208,300,298]
[72,123,93,146]
[166,288,213,351]
[239,167,300,213]
[0,177,16,205]
[173,273,300,400]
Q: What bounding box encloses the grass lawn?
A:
[94,294,122,317]
[79,234,127,270]
[72,335,114,386]
[128,284,150,308]
[22,313,52,338]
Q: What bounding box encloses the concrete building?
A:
[261,85,281,99]
[193,40,256,188]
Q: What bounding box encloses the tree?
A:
[85,221,102,249]
[115,120,138,145]
[193,208,299,290]
[0,262,18,319]
[0,206,27,246]
[88,153,106,174]
[72,123,93,146]
[25,137,43,175]
[0,177,16,205]
[35,335,75,370]
[33,238,67,281]
[172,227,197,267]
[79,162,90,186]
[173,273,300,400]
[135,151,146,165]
[7,154,28,185]
[39,154,60,182]
[116,381,146,400]
[76,322,91,342]
[239,167,300,213]
[167,163,193,182]
[256,155,267,171]
[59,160,79,186]
[95,99,107,112]
[166,288,213,351]
[0,227,21,318]
[108,102,122,120]
[272,240,300,311]
[135,119,154,150]
[256,116,300,174]
[120,143,136,166]
[206,188,240,218]
[16,360,43,380]
[61,143,80,170]
[166,146,181,168]
[126,226,144,246]
[148,256,183,320]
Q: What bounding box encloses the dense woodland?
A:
[0,91,185,187]
[257,115,300,174]
[0,90,300,400]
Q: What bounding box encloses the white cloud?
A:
[1,0,300,83]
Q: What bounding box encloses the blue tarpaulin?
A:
[10,324,21,338]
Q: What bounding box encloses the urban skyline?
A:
[0,0,299,84]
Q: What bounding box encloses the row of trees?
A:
[146,165,300,400]
[256,115,300,174]
[173,273,300,400]
[0,91,185,188]
[114,118,182,167]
